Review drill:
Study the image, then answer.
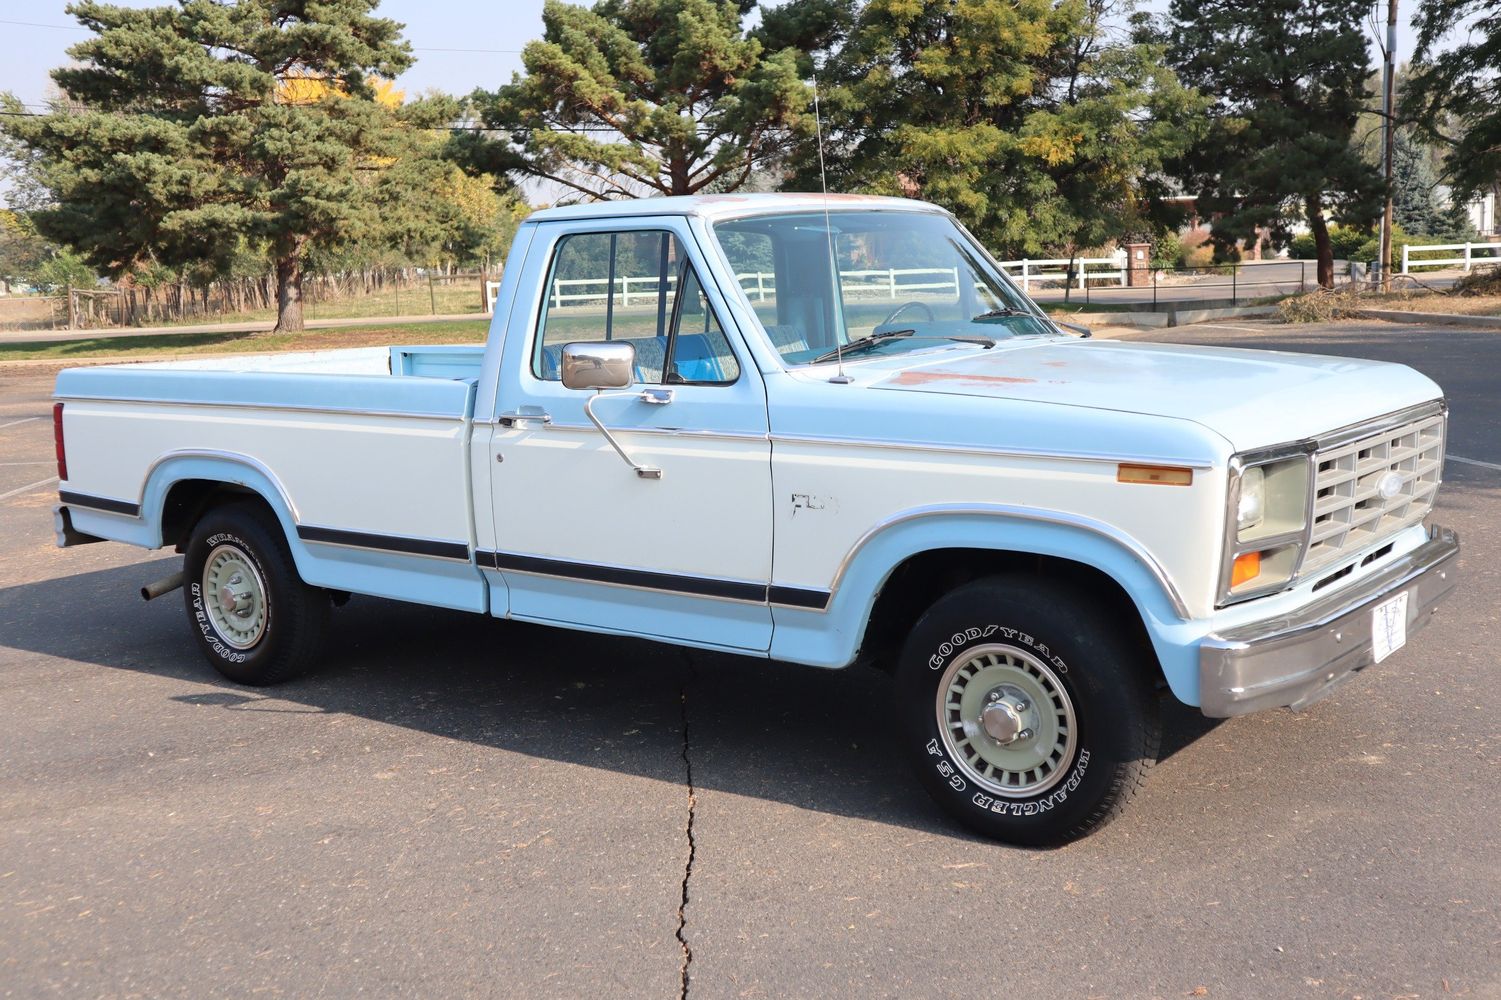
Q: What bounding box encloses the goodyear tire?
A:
[182,502,328,686]
[896,576,1160,846]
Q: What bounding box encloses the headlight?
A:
[1236,465,1265,531]
[1220,452,1313,604]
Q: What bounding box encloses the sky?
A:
[0,0,546,109]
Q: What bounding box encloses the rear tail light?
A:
[53,402,67,482]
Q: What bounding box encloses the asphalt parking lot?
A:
[1,320,1497,999]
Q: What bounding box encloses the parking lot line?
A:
[0,417,41,431]
[0,476,58,501]
[1449,455,1501,472]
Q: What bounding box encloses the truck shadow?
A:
[1,559,1220,840]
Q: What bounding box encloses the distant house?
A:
[1464,187,1497,237]
[1158,192,1287,260]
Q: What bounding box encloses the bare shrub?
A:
[1452,266,1501,297]
[1277,289,1367,323]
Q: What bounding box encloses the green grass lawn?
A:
[0,319,490,362]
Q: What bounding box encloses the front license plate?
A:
[1371,591,1410,664]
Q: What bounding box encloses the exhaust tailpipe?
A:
[141,571,185,602]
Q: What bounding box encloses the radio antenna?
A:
[812,65,851,384]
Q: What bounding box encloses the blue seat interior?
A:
[538,334,734,384]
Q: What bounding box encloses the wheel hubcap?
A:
[936,643,1077,797]
[202,544,268,649]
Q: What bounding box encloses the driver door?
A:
[483,219,774,651]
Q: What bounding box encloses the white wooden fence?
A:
[485,256,1130,314]
[1401,241,1501,274]
[736,268,965,300]
[993,255,1128,290]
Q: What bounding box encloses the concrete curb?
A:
[1055,304,1278,331]
[1052,311,1170,329]
[1167,305,1280,326]
[1354,309,1501,329]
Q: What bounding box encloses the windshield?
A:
[713,210,1054,366]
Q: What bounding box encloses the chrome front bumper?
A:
[1199,525,1460,718]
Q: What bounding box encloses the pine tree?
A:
[0,1,415,331]
[801,0,1208,261]
[463,0,813,201]
[1159,0,1383,288]
[1391,130,1445,236]
[1403,0,1501,203]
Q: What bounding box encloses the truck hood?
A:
[856,337,1441,451]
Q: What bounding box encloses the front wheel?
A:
[895,577,1160,846]
[181,502,328,685]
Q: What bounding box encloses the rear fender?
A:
[73,451,487,614]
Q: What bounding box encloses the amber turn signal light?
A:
[1230,550,1261,587]
[1117,463,1193,486]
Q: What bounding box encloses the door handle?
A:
[497,406,552,428]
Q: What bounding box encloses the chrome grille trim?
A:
[1302,411,1446,574]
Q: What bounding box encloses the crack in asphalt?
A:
[675,660,697,1000]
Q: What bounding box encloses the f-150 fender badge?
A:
[791,493,838,516]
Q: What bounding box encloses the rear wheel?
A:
[182,502,327,685]
[895,576,1160,846]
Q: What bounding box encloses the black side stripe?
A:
[485,551,765,601]
[768,585,831,610]
[480,551,832,610]
[298,525,470,561]
[59,490,141,517]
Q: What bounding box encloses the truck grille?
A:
[1303,412,1445,574]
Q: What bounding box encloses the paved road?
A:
[2,324,1498,999]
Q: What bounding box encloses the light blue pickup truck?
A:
[52,194,1459,844]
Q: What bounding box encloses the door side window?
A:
[534,230,739,385]
[666,266,740,385]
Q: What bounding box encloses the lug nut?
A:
[1017,728,1034,741]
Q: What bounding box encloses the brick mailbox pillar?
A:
[1124,242,1152,287]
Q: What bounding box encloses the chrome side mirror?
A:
[561,341,635,390]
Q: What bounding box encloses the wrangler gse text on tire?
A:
[896,577,1162,846]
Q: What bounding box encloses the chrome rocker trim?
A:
[1199,524,1459,718]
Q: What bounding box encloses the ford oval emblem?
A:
[1376,471,1404,500]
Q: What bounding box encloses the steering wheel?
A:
[878,300,935,329]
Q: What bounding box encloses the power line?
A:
[0,18,86,31]
[0,17,523,52]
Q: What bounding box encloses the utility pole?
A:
[1379,0,1398,292]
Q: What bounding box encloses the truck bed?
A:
[54,345,490,611]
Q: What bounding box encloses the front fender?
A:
[768,505,1205,705]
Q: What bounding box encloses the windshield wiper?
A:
[811,329,914,364]
[972,307,1029,321]
[810,329,996,365]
